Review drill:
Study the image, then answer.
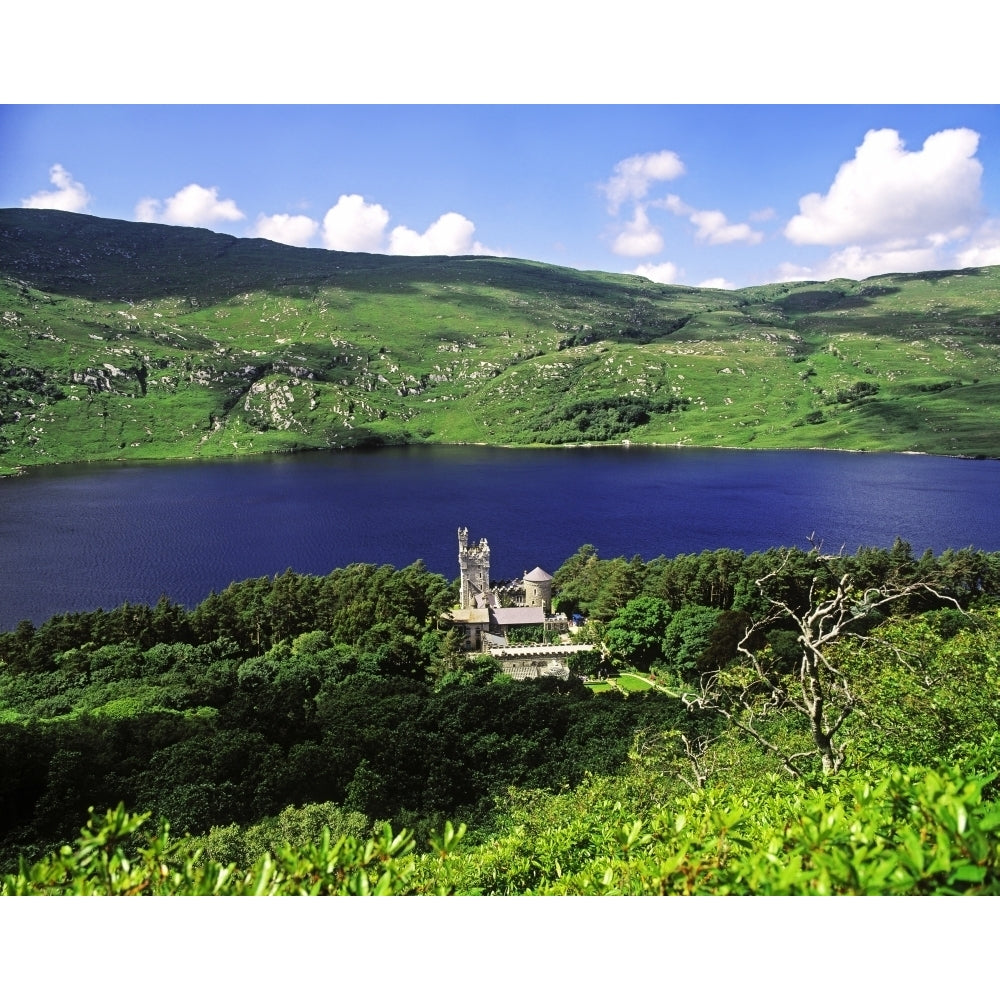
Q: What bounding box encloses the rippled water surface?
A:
[3,445,1000,628]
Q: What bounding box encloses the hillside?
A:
[3,208,1000,472]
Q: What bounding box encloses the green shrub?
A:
[2,804,430,896]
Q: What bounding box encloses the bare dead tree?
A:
[630,727,727,790]
[683,544,963,776]
[676,733,721,790]
[682,672,817,778]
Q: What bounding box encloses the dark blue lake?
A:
[2,445,1000,630]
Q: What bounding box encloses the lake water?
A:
[2,445,1000,630]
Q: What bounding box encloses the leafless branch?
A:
[687,546,966,776]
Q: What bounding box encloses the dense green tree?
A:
[590,556,645,619]
[841,608,1000,767]
[603,596,672,672]
[566,648,604,677]
[551,544,603,616]
[661,605,722,680]
[430,626,467,682]
[697,609,756,674]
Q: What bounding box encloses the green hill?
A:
[3,207,1000,473]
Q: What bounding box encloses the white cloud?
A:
[134,197,160,223]
[603,150,685,213]
[698,277,736,290]
[133,186,498,258]
[690,209,763,246]
[785,127,983,247]
[773,261,821,282]
[601,152,761,266]
[135,183,245,227]
[319,196,497,257]
[634,261,680,284]
[612,206,664,257]
[777,244,941,282]
[953,221,1000,269]
[389,211,495,256]
[662,193,690,216]
[21,163,91,213]
[251,213,319,247]
[321,194,390,252]
[664,194,762,245]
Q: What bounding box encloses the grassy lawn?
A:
[584,674,669,695]
[615,673,658,692]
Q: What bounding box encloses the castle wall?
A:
[484,642,595,681]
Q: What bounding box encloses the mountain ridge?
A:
[3,208,1000,472]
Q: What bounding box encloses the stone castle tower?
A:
[523,567,553,614]
[458,527,491,610]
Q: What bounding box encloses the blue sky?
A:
[3,104,999,290]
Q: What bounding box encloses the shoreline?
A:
[4,436,997,480]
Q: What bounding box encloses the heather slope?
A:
[3,208,999,472]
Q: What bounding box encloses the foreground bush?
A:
[5,757,999,895]
[1,803,441,896]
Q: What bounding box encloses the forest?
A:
[2,539,999,895]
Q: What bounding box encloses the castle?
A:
[448,527,594,680]
[457,527,494,611]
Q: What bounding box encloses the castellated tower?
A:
[458,527,491,609]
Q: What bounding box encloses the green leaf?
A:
[949,864,987,885]
[977,808,1000,832]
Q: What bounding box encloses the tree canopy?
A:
[2,540,999,894]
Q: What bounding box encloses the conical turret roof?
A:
[524,566,552,582]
